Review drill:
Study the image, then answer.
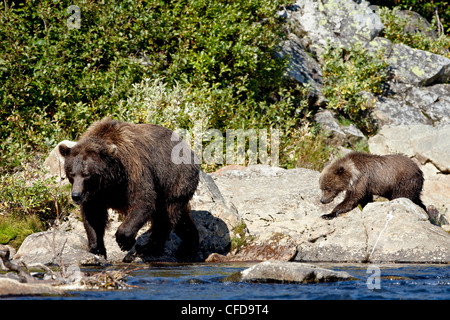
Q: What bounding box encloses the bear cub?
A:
[59,118,200,261]
[319,152,426,220]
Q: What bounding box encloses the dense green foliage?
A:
[321,45,390,135]
[1,0,448,247]
[0,0,304,173]
[372,0,450,34]
[379,7,450,59]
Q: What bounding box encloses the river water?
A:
[54,262,450,300]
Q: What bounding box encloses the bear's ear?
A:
[107,144,118,156]
[335,165,345,175]
[59,144,72,157]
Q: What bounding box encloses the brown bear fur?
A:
[59,118,200,261]
[319,152,426,220]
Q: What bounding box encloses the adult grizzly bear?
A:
[319,152,426,220]
[59,118,200,261]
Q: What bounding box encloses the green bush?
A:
[379,7,450,59]
[371,0,449,34]
[0,0,297,173]
[321,44,390,135]
[0,166,71,221]
[0,165,72,248]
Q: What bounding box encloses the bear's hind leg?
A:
[138,207,173,258]
[171,203,199,262]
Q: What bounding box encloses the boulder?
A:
[13,230,94,266]
[368,125,450,173]
[224,260,354,284]
[277,33,326,105]
[314,109,366,147]
[370,83,450,127]
[386,43,450,86]
[212,165,450,263]
[0,278,64,297]
[284,0,384,57]
[368,124,450,224]
[296,198,450,263]
[43,140,76,182]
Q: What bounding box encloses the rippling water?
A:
[57,263,450,300]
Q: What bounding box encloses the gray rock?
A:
[224,261,354,284]
[213,165,450,263]
[296,198,450,263]
[43,140,76,183]
[287,0,384,56]
[397,10,437,39]
[387,43,450,86]
[277,33,326,105]
[314,109,366,147]
[14,230,94,266]
[370,83,450,127]
[368,125,450,173]
[369,124,450,224]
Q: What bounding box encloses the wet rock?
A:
[224,261,354,284]
[0,278,64,297]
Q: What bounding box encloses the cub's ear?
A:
[59,144,72,157]
[335,165,345,175]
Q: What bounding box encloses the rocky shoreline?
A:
[7,124,449,268]
[2,0,450,296]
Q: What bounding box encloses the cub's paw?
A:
[321,213,338,220]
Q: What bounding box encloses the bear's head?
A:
[59,141,118,205]
[319,163,354,204]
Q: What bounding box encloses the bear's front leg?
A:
[81,202,108,257]
[321,191,364,220]
[116,204,154,252]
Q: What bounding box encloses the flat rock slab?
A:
[224,261,354,284]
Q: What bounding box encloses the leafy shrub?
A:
[371,0,449,34]
[0,0,294,173]
[0,167,72,248]
[379,7,450,59]
[0,166,71,225]
[321,44,390,135]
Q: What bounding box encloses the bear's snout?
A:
[71,192,83,204]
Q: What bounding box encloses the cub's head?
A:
[319,159,359,204]
[59,141,117,205]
